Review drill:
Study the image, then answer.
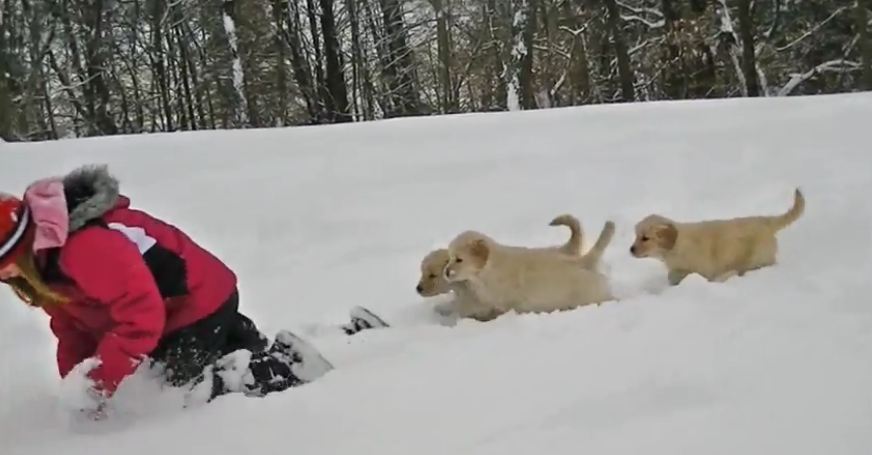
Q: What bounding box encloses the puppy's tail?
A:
[549,214,583,256]
[768,188,805,232]
[577,220,615,268]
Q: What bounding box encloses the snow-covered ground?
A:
[2,93,871,454]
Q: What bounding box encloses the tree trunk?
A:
[364,0,393,115]
[305,0,326,119]
[858,0,872,90]
[82,0,118,135]
[506,0,535,110]
[165,29,188,130]
[319,0,352,122]
[346,0,372,119]
[737,0,760,96]
[380,0,422,116]
[568,32,592,105]
[41,76,58,139]
[48,50,89,129]
[661,0,684,99]
[485,0,506,109]
[151,0,173,130]
[604,0,634,101]
[0,0,11,140]
[519,0,536,109]
[221,0,251,127]
[192,24,217,129]
[174,17,198,129]
[277,0,320,121]
[432,0,455,112]
[662,0,678,22]
[270,0,290,125]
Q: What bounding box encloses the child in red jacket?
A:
[0,165,386,419]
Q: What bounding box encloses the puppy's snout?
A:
[416,284,423,294]
[630,245,637,255]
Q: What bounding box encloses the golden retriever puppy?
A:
[416,214,583,298]
[416,217,612,320]
[630,189,805,285]
[443,221,615,315]
[415,249,502,321]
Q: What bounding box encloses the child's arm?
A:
[60,227,166,397]
[48,312,97,378]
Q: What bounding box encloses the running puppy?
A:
[416,249,500,321]
[416,217,612,321]
[443,221,615,315]
[415,214,583,299]
[630,189,805,285]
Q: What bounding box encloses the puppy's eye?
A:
[455,257,463,263]
[428,273,437,279]
[641,236,650,242]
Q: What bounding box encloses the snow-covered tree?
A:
[222,0,251,127]
[0,0,869,141]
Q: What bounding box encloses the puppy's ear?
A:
[655,223,678,250]
[470,238,490,263]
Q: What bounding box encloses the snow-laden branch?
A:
[222,4,250,125]
[533,44,570,60]
[777,60,860,96]
[757,63,770,96]
[629,37,661,56]
[558,23,590,37]
[616,1,663,18]
[621,14,665,29]
[776,6,849,52]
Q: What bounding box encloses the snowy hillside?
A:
[2,93,872,455]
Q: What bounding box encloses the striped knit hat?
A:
[0,193,33,269]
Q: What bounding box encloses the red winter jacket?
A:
[28,167,237,396]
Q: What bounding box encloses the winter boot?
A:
[204,331,333,400]
[270,330,334,383]
[342,306,390,335]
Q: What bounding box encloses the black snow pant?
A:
[149,289,285,400]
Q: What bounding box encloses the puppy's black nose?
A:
[415,284,423,294]
[629,245,637,255]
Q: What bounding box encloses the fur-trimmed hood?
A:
[23,165,124,252]
[62,165,121,232]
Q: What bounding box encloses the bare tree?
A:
[605,0,634,101]
[506,0,536,109]
[2,0,869,141]
[858,0,872,90]
[379,0,423,116]
[320,0,351,122]
[432,0,455,112]
[737,0,760,96]
[222,0,251,127]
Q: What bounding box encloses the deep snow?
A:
[1,93,871,454]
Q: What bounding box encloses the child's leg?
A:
[154,289,339,401]
[150,296,238,387]
[192,291,334,399]
[222,311,269,356]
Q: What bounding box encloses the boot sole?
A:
[275,330,335,383]
[350,306,390,329]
